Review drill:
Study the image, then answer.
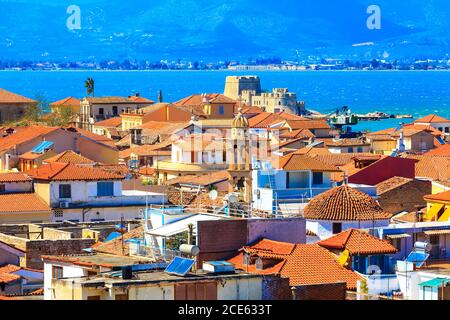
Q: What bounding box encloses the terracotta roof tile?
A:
[0,172,31,183]
[174,94,236,106]
[410,156,450,181]
[166,170,230,187]
[248,112,284,128]
[0,126,59,152]
[0,265,21,273]
[283,119,331,130]
[94,117,122,128]
[0,88,35,104]
[304,185,392,221]
[229,239,361,289]
[376,176,413,195]
[0,193,50,213]
[318,229,397,255]
[415,114,450,124]
[276,153,340,172]
[0,273,21,284]
[87,96,153,104]
[50,97,81,107]
[325,138,370,147]
[93,226,144,256]
[45,150,96,165]
[27,163,125,181]
[425,144,450,157]
[424,190,450,203]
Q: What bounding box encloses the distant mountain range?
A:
[0,0,449,61]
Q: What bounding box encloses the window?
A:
[52,266,63,279]
[357,147,363,153]
[112,106,118,116]
[445,127,449,133]
[0,184,5,194]
[99,108,104,115]
[218,105,225,115]
[59,184,71,199]
[332,223,342,234]
[312,172,323,185]
[348,147,354,153]
[53,209,63,218]
[97,182,114,197]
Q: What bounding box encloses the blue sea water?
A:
[0,70,449,132]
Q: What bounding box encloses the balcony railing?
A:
[154,160,228,172]
[272,187,331,201]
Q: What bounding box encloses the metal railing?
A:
[132,244,181,262]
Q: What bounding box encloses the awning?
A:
[424,229,450,236]
[147,214,223,237]
[419,278,450,288]
[386,234,411,239]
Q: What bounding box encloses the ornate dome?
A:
[303,185,391,221]
[232,108,249,128]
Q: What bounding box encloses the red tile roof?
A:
[93,226,144,256]
[87,96,153,104]
[424,190,450,203]
[229,239,361,289]
[0,193,50,213]
[94,117,122,128]
[0,126,60,152]
[276,153,340,172]
[248,112,285,128]
[376,176,413,195]
[318,229,397,255]
[283,119,331,130]
[27,163,125,181]
[0,88,36,104]
[166,170,230,187]
[0,273,21,284]
[44,150,96,165]
[174,94,236,106]
[415,114,450,124]
[410,155,450,181]
[50,97,81,107]
[279,128,316,139]
[0,265,21,273]
[0,172,31,183]
[425,144,450,157]
[304,185,391,221]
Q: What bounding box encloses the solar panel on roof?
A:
[407,251,430,268]
[164,257,195,276]
[436,137,445,145]
[31,141,54,154]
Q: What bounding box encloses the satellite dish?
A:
[227,194,238,204]
[209,190,218,201]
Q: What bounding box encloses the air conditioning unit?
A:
[59,201,70,209]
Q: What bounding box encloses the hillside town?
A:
[0,75,450,301]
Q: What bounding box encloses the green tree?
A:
[84,77,95,97]
[25,93,46,122]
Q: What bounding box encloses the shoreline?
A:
[0,69,450,73]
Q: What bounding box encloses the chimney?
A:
[122,266,133,280]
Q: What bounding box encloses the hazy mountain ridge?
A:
[0,0,449,61]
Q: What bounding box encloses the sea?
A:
[1,70,450,132]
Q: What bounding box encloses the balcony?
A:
[154,160,228,172]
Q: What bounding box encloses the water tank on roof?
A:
[180,244,200,256]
